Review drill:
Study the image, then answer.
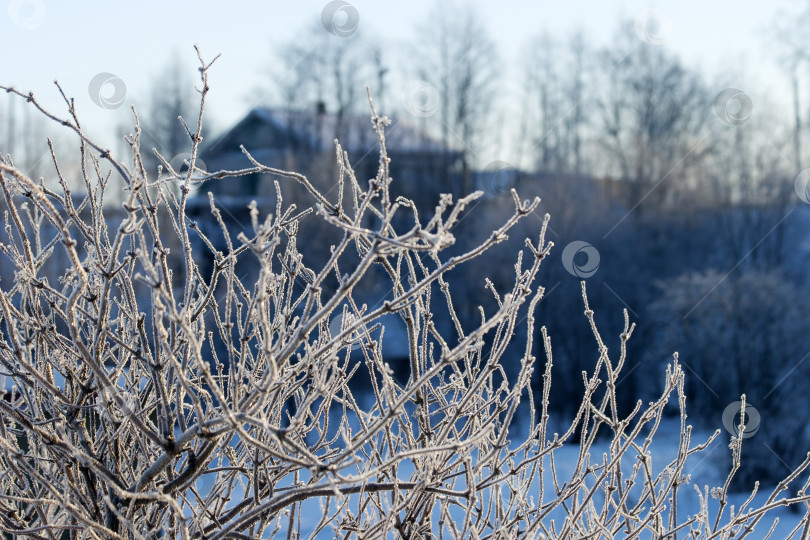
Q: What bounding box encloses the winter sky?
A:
[0,0,801,148]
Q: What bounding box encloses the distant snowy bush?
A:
[650,268,810,488]
[1,50,810,539]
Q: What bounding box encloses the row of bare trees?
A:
[4,3,807,213]
[106,4,801,217]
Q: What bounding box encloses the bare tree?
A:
[595,20,711,215]
[139,51,207,174]
[410,1,499,194]
[706,106,795,271]
[0,93,50,182]
[1,49,810,539]
[769,3,810,172]
[267,22,385,142]
[519,29,591,175]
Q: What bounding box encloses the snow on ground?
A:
[3,370,804,537]
[284,416,805,539]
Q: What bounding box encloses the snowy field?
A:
[2,368,804,537]
[185,415,804,539]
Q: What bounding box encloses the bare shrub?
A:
[1,49,810,539]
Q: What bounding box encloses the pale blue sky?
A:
[0,0,801,154]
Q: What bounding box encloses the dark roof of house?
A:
[204,106,459,159]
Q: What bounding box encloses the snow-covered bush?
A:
[650,268,810,487]
[1,50,810,539]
